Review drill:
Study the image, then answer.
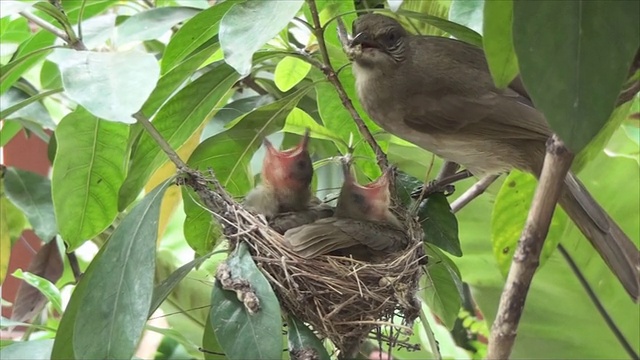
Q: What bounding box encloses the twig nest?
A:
[231,204,426,356]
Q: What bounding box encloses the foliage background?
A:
[0,0,638,359]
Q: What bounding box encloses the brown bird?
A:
[243,130,333,233]
[284,163,409,261]
[347,14,640,299]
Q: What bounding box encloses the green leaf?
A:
[0,86,56,130]
[72,180,171,359]
[0,339,53,360]
[491,171,568,275]
[449,0,484,34]
[274,56,312,92]
[0,31,56,94]
[33,2,75,40]
[219,0,304,75]
[283,107,343,145]
[512,0,640,152]
[3,167,56,241]
[422,244,463,329]
[48,48,160,124]
[11,269,62,314]
[143,38,220,117]
[149,251,214,317]
[418,193,462,257]
[116,7,200,46]
[203,312,225,360]
[0,88,62,120]
[286,314,330,360]
[182,187,221,257]
[52,108,129,251]
[162,0,235,74]
[211,242,282,360]
[396,9,483,47]
[201,95,275,140]
[0,120,22,147]
[188,87,310,196]
[119,61,240,210]
[482,0,518,88]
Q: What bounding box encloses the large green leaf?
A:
[188,87,310,196]
[448,0,484,34]
[115,6,200,46]
[418,193,462,257]
[3,167,56,242]
[52,107,129,250]
[219,0,303,75]
[142,38,220,117]
[512,0,640,152]
[0,88,61,120]
[422,244,463,329]
[482,0,518,88]
[0,86,56,130]
[162,0,235,73]
[211,242,282,360]
[203,312,225,360]
[48,48,160,124]
[72,180,171,359]
[119,62,240,210]
[491,171,568,275]
[454,142,639,358]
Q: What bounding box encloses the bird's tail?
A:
[559,172,640,301]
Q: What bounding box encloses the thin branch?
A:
[305,0,388,171]
[557,245,639,360]
[451,174,500,213]
[19,11,68,42]
[132,111,188,171]
[66,250,83,283]
[487,135,574,359]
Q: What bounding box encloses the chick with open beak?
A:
[244,130,333,233]
[284,163,408,261]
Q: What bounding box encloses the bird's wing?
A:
[269,205,335,234]
[283,218,409,259]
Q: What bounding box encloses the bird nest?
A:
[183,171,426,357]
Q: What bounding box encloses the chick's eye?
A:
[386,32,397,43]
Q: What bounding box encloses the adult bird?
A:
[347,13,639,300]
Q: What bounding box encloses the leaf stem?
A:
[131,111,188,171]
[418,306,442,360]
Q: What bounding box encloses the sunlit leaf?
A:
[48,49,160,124]
[483,0,518,88]
[52,107,129,250]
[0,31,56,94]
[162,0,235,73]
[219,0,303,76]
[182,187,221,257]
[397,9,483,47]
[449,0,484,34]
[274,56,312,92]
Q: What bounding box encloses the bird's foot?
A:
[411,181,456,199]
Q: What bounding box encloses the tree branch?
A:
[19,11,68,42]
[131,111,188,171]
[305,0,388,171]
[487,135,574,359]
[451,174,500,213]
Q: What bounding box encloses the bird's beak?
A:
[350,32,379,49]
[265,130,310,160]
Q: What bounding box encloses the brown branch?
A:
[305,0,388,171]
[487,135,574,359]
[66,250,83,283]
